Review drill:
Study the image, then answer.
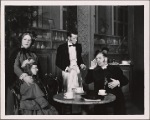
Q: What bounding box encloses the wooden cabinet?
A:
[30,28,67,49]
[94,34,129,62]
[113,6,128,36]
[30,28,67,79]
[51,29,67,49]
[32,49,62,79]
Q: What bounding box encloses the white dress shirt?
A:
[101,64,108,69]
[68,41,77,67]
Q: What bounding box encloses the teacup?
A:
[98,89,106,95]
[64,92,74,99]
[75,87,84,93]
[121,60,129,65]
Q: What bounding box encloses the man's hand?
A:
[108,78,120,89]
[89,59,97,69]
[23,76,34,86]
[65,66,72,72]
[80,64,86,70]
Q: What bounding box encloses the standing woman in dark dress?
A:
[12,32,58,115]
[85,50,128,115]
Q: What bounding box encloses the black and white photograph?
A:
[1,0,149,119]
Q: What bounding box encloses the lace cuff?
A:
[19,73,28,81]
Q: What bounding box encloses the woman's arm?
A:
[14,52,34,85]
[14,52,24,78]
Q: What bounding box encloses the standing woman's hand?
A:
[89,59,97,69]
[21,59,29,68]
[23,76,34,86]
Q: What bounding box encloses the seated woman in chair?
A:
[85,50,128,115]
[19,60,58,115]
[13,32,58,115]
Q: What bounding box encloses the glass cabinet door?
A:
[113,6,128,36]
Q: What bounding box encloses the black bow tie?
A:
[69,44,76,47]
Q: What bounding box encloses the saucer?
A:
[98,93,107,96]
[84,98,101,102]
[63,96,74,99]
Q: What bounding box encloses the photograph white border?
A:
[1,0,149,119]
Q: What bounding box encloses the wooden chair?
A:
[10,73,60,115]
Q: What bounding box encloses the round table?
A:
[53,92,116,114]
[53,92,116,105]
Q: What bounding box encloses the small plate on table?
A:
[98,93,107,96]
[84,98,101,102]
[63,96,74,100]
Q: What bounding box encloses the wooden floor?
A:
[125,97,144,115]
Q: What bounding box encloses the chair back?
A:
[43,73,60,99]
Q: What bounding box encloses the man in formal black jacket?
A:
[56,31,86,92]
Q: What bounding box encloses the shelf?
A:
[31,48,56,51]
[94,43,106,45]
[108,53,128,55]
[108,44,119,46]
[35,39,66,43]
[94,33,123,38]
[35,39,51,42]
[51,29,67,32]
[30,27,49,31]
[52,40,66,43]
[94,43,120,46]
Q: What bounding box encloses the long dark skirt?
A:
[20,82,58,115]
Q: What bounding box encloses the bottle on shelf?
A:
[52,33,55,41]
[112,59,115,63]
[58,32,61,41]
[36,42,41,49]
[41,42,46,49]
[54,32,58,41]
[46,42,51,49]
[31,44,35,49]
[61,33,64,41]
[32,20,37,27]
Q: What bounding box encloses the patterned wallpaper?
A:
[77,6,95,79]
[77,6,95,64]
[77,6,89,55]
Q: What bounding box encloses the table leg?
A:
[61,104,72,115]
[94,104,108,115]
[81,105,95,115]
[81,104,108,115]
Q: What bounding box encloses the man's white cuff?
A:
[89,67,95,70]
[65,67,69,72]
